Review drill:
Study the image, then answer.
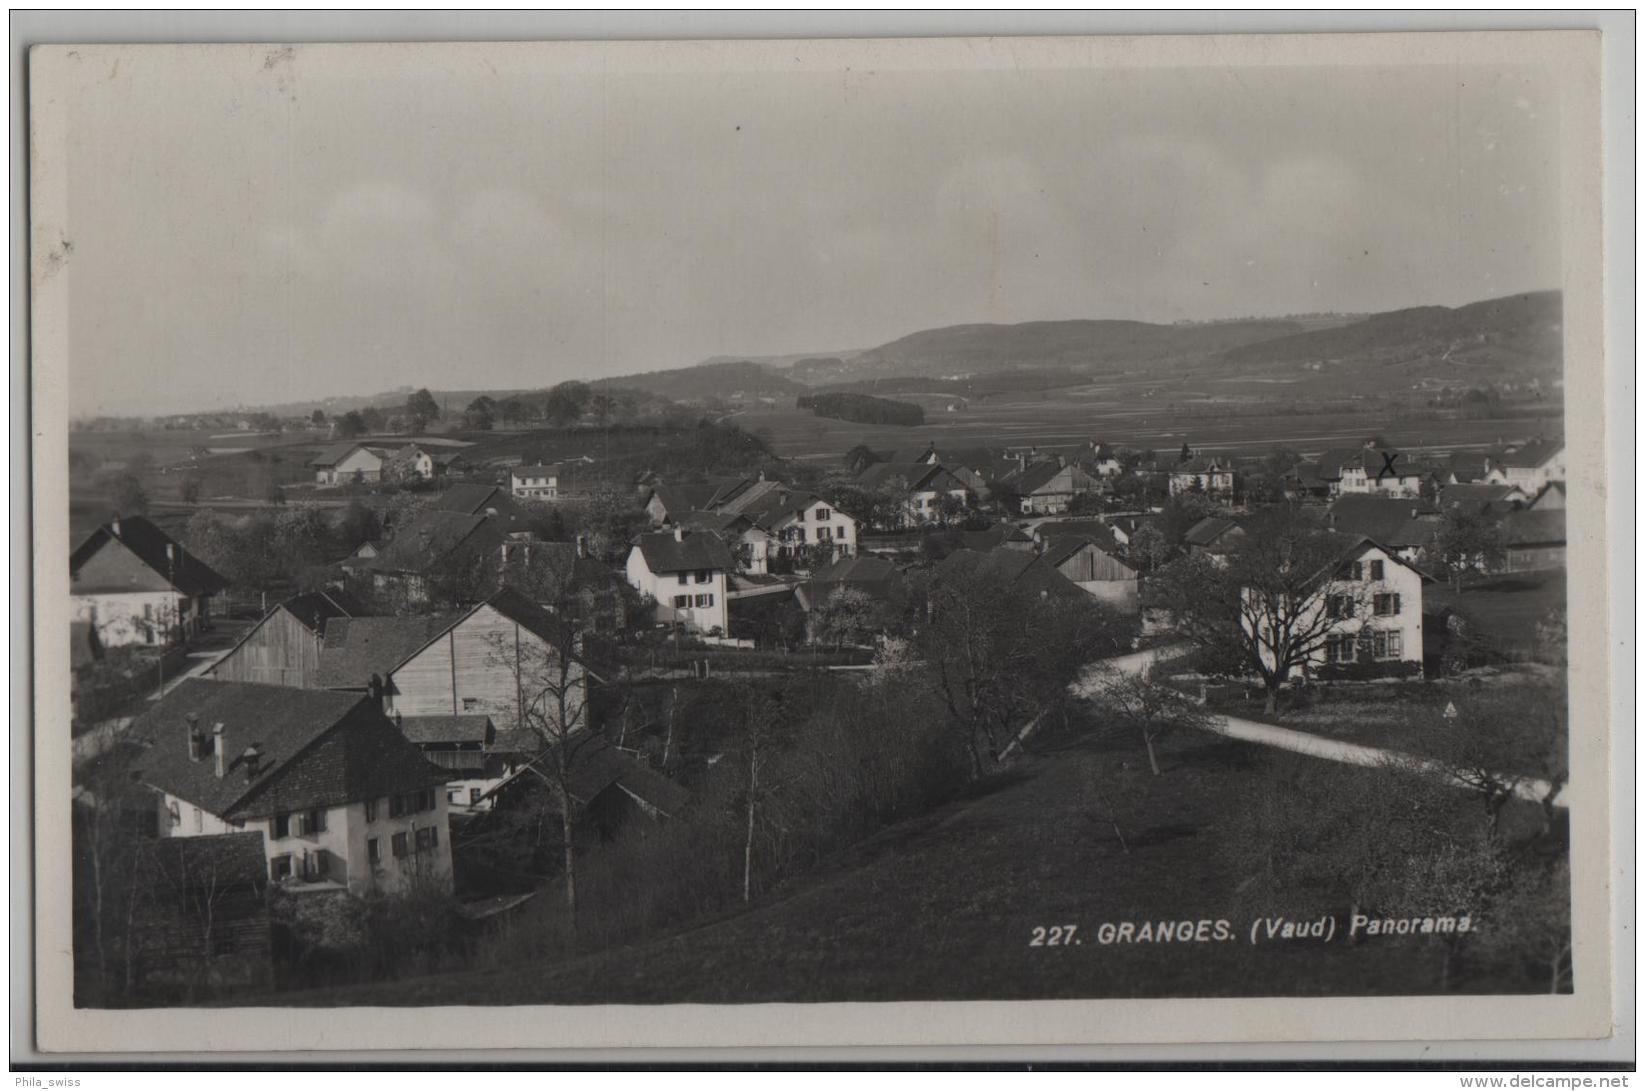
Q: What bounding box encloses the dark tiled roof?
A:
[1498,438,1564,469]
[646,484,718,519]
[483,585,572,650]
[316,615,462,689]
[70,516,227,597]
[1183,516,1240,547]
[936,547,1084,601]
[1441,484,1525,513]
[1447,451,1492,482]
[281,588,369,635]
[1172,457,1231,475]
[129,683,454,819]
[309,443,376,467]
[633,530,735,575]
[1326,497,1441,548]
[804,554,901,595]
[960,524,1034,551]
[365,510,493,574]
[431,484,515,514]
[398,714,494,746]
[1003,460,1068,495]
[856,462,935,490]
[566,744,692,816]
[510,464,561,478]
[1501,510,1566,547]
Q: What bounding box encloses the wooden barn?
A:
[1038,532,1139,613]
[205,589,368,688]
[129,831,272,994]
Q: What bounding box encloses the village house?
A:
[132,679,454,897]
[310,443,387,486]
[315,588,585,739]
[1035,529,1139,613]
[730,488,858,569]
[643,482,720,527]
[510,463,562,501]
[856,461,973,526]
[936,545,1087,602]
[1324,496,1443,565]
[205,588,368,687]
[1338,450,1426,498]
[383,443,461,483]
[1182,515,1246,559]
[1243,537,1427,679]
[960,523,1037,552]
[482,739,692,840]
[999,459,1102,516]
[395,713,529,814]
[71,516,226,649]
[1487,438,1566,494]
[1167,457,1235,500]
[1440,482,1530,515]
[625,527,736,634]
[1498,509,1567,572]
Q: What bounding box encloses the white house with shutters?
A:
[510,464,562,501]
[1242,537,1426,679]
[624,528,736,634]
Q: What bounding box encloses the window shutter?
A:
[1393,593,1402,615]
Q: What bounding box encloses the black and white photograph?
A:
[24,26,1620,1057]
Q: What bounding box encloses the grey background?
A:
[10,8,1635,1068]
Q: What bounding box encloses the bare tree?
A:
[1427,681,1567,838]
[1153,508,1367,715]
[1090,669,1215,776]
[486,622,597,937]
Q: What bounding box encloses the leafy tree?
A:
[335,499,382,553]
[335,411,368,438]
[1435,507,1507,591]
[359,406,387,433]
[497,395,529,425]
[543,381,592,426]
[110,474,149,516]
[587,392,616,426]
[405,388,441,433]
[310,409,326,426]
[463,396,495,432]
[1151,507,1358,716]
[1125,524,1170,572]
[1178,441,1192,463]
[807,587,878,648]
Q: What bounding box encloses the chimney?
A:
[366,673,385,711]
[212,722,226,778]
[674,526,684,543]
[110,517,122,539]
[575,534,588,559]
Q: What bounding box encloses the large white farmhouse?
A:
[625,528,736,635]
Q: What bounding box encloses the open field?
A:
[1427,569,1567,660]
[270,727,1538,1007]
[738,390,1563,463]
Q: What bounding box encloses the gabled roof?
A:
[1447,451,1493,482]
[806,553,900,586]
[960,523,1035,551]
[309,443,379,468]
[430,484,516,516]
[1441,483,1527,512]
[646,483,719,519]
[280,588,369,635]
[70,516,227,597]
[316,614,464,689]
[1498,438,1564,469]
[1038,532,1127,570]
[1302,533,1432,588]
[1172,457,1232,475]
[936,546,1085,600]
[1183,515,1242,548]
[397,713,494,746]
[1002,460,1069,495]
[1500,509,1566,547]
[1031,519,1125,553]
[364,510,493,575]
[131,679,447,819]
[632,530,736,574]
[1315,449,1365,478]
[1326,496,1442,549]
[857,461,963,494]
[510,463,561,479]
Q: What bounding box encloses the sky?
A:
[51,44,1563,417]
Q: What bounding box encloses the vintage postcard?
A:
[27,30,1616,1055]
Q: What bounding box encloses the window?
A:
[677,573,689,585]
[1326,636,1356,664]
[1386,631,1403,659]
[364,799,378,823]
[1369,560,1385,582]
[1350,562,1364,581]
[391,832,409,859]
[294,809,326,837]
[193,807,203,833]
[817,526,833,540]
[470,788,482,805]
[461,697,479,712]
[1325,595,1354,620]
[816,508,831,521]
[415,827,438,852]
[694,593,714,608]
[270,855,293,882]
[695,569,712,584]
[301,852,329,881]
[448,788,463,805]
[367,837,380,864]
[1373,593,1401,617]
[388,794,404,818]
[273,813,291,840]
[166,802,180,829]
[672,594,690,609]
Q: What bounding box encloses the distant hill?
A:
[593,360,805,404]
[845,318,1312,379]
[1220,291,1562,374]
